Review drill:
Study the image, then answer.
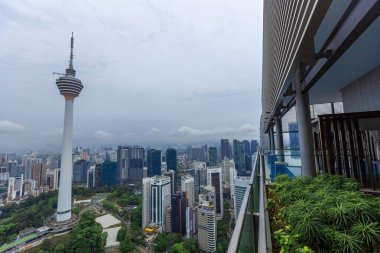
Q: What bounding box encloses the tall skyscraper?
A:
[243,140,251,156]
[147,149,161,177]
[207,167,223,219]
[117,146,145,184]
[87,166,95,188]
[181,175,195,207]
[220,139,231,159]
[171,192,187,236]
[101,160,118,186]
[73,159,90,184]
[56,34,84,222]
[221,158,234,195]
[233,140,246,174]
[189,163,207,201]
[94,163,102,187]
[7,161,18,177]
[164,170,176,195]
[128,147,144,184]
[208,147,218,166]
[117,146,128,183]
[251,140,259,154]
[166,148,177,172]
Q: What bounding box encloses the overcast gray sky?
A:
[0,0,263,152]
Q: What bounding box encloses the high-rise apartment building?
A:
[181,174,195,207]
[166,148,177,172]
[197,199,216,253]
[207,167,223,219]
[147,149,161,177]
[24,158,42,180]
[32,163,47,187]
[142,176,171,232]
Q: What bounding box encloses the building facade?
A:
[166,148,177,172]
[181,174,195,207]
[207,167,223,219]
[147,149,161,177]
[142,176,172,232]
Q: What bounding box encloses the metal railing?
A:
[227,152,272,253]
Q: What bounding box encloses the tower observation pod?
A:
[55,33,83,222]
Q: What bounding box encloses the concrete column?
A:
[269,126,275,153]
[275,115,284,162]
[295,68,316,176]
[56,99,74,221]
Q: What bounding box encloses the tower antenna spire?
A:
[65,32,76,76]
[69,32,74,69]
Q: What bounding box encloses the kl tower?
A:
[56,33,83,222]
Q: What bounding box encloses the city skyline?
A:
[0,0,263,151]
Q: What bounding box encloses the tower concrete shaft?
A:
[56,99,74,221]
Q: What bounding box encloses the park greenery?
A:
[116,225,144,253]
[28,211,106,253]
[216,201,232,253]
[153,232,183,252]
[268,174,380,253]
[0,190,58,245]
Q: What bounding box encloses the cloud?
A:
[39,128,63,135]
[0,120,26,133]
[94,130,114,138]
[174,124,257,138]
[149,127,161,133]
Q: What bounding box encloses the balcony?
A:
[228,150,380,253]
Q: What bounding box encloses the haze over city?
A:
[0,0,263,151]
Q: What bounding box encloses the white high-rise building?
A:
[181,174,195,207]
[56,34,84,222]
[207,167,223,219]
[142,176,171,231]
[233,176,250,220]
[197,199,216,253]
